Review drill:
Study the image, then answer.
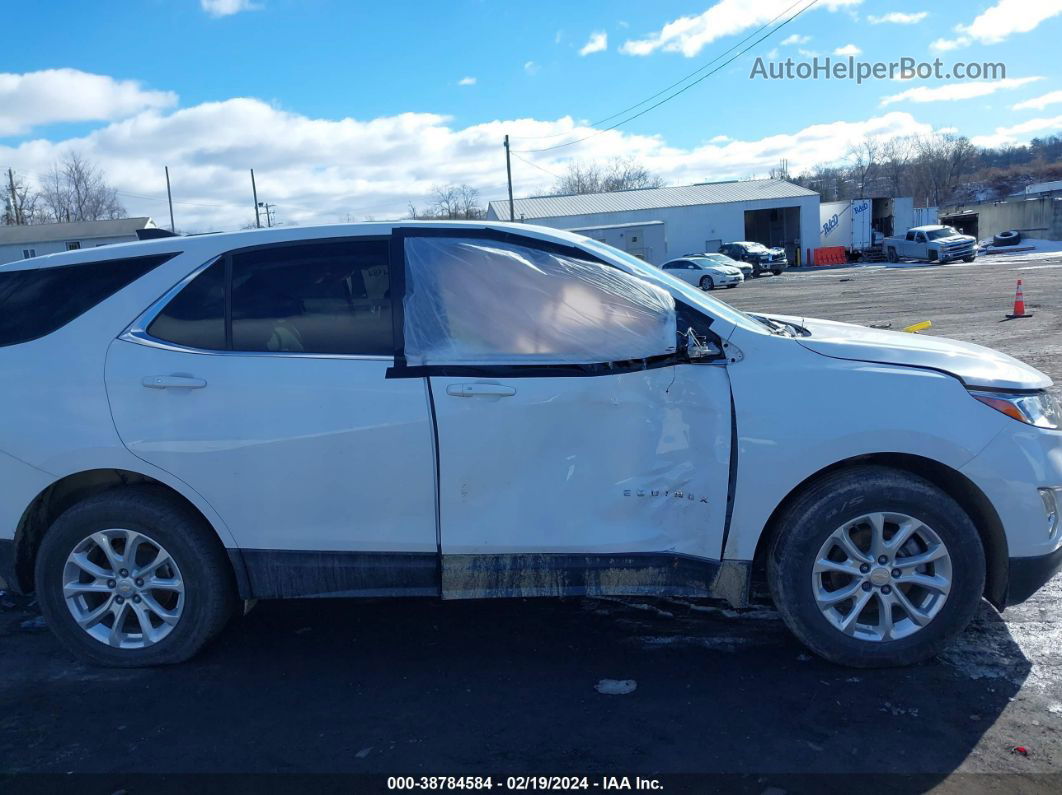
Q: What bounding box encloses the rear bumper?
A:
[0,539,15,593]
[1007,545,1062,606]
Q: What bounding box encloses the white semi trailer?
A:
[819,197,937,259]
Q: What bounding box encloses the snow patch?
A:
[639,634,755,652]
[595,679,637,695]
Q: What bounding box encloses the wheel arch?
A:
[752,453,1008,609]
[11,468,248,597]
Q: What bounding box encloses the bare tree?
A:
[2,169,43,225]
[791,163,850,202]
[846,136,881,197]
[879,137,913,198]
[427,183,484,219]
[911,133,977,206]
[552,157,664,195]
[40,152,125,223]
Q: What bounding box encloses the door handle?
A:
[142,375,208,390]
[445,383,516,398]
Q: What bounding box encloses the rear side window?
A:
[231,240,391,355]
[146,239,392,356]
[0,253,176,347]
[147,258,227,351]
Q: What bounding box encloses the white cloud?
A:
[929,37,966,52]
[868,11,928,24]
[0,92,939,233]
[834,43,862,56]
[1013,90,1062,110]
[201,0,260,16]
[931,0,1062,51]
[579,31,608,56]
[781,34,811,46]
[620,0,861,57]
[458,76,477,86]
[881,76,1042,106]
[0,69,177,136]
[523,61,540,75]
[971,115,1062,147]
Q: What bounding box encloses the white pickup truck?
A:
[883,225,977,264]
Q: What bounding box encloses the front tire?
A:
[699,276,714,290]
[767,466,985,668]
[35,487,237,667]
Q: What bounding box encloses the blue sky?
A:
[2,0,1061,229]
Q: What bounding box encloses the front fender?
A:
[723,334,1007,560]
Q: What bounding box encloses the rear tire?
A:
[35,487,237,667]
[887,247,898,263]
[767,466,985,668]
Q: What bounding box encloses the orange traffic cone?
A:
[1007,279,1033,319]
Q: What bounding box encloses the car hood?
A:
[703,265,741,276]
[765,314,1052,391]
[933,234,975,244]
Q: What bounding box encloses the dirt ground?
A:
[2,249,1062,792]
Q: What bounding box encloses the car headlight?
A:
[970,389,1062,429]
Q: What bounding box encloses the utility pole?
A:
[164,166,175,232]
[7,168,22,225]
[258,202,276,227]
[504,134,515,222]
[250,169,261,228]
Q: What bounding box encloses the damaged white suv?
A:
[2,222,1061,668]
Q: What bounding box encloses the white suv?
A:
[2,222,1061,668]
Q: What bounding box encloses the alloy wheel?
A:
[62,529,185,649]
[812,512,952,642]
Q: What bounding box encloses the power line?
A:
[115,190,227,209]
[512,0,810,143]
[515,0,820,154]
[509,150,563,179]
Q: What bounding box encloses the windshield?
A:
[578,239,766,335]
[927,227,960,240]
[742,242,768,253]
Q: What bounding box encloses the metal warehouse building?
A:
[486,179,820,266]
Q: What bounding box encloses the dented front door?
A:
[430,364,733,597]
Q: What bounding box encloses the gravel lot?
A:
[2,250,1061,791]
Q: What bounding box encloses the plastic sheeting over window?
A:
[402,237,677,366]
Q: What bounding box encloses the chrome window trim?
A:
[119,254,394,362]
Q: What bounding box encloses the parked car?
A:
[2,221,1061,668]
[683,252,753,279]
[719,241,788,276]
[662,256,744,289]
[884,225,977,264]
